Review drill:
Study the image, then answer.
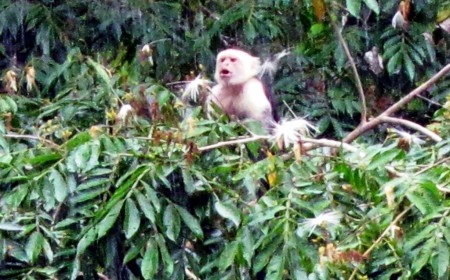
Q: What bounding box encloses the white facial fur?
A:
[214,49,261,85]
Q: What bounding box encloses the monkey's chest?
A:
[220,93,252,119]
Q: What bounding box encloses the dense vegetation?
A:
[0,0,449,279]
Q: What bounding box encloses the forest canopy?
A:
[0,0,450,279]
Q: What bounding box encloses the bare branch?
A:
[198,135,270,152]
[302,137,359,152]
[380,64,450,117]
[2,133,60,150]
[332,19,367,123]
[198,134,359,153]
[344,63,450,143]
[380,116,442,142]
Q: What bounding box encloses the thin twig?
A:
[416,94,442,107]
[348,205,413,280]
[198,135,270,152]
[331,19,367,123]
[2,133,60,149]
[380,116,442,142]
[301,137,358,152]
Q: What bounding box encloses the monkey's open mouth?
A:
[220,69,231,77]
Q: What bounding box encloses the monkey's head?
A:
[214,49,261,86]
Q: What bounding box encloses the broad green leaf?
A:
[49,169,68,202]
[77,227,97,256]
[266,253,284,280]
[163,204,180,241]
[63,131,91,151]
[124,198,140,239]
[367,149,402,170]
[155,234,174,276]
[182,168,195,194]
[412,238,434,274]
[346,0,361,17]
[42,238,54,263]
[135,190,156,224]
[26,231,44,264]
[218,241,239,272]
[175,205,204,239]
[438,239,449,279]
[97,199,124,239]
[77,178,110,191]
[214,200,241,227]
[141,239,159,280]
[143,182,161,212]
[387,51,402,75]
[0,222,24,231]
[123,241,145,264]
[404,52,415,81]
[248,206,286,225]
[363,0,380,14]
[254,234,283,273]
[29,153,62,165]
[406,191,433,215]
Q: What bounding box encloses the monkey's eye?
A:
[220,58,226,62]
[230,58,237,62]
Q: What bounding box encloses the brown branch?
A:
[380,116,442,142]
[332,19,367,123]
[2,133,60,149]
[344,63,450,143]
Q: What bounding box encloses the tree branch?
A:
[198,135,270,152]
[344,63,450,143]
[380,116,442,142]
[332,18,367,123]
[2,133,61,150]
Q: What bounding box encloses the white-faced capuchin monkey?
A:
[209,49,279,131]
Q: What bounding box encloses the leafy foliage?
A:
[0,0,449,280]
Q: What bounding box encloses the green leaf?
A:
[367,148,402,170]
[141,239,159,280]
[218,241,239,272]
[175,205,204,239]
[412,238,434,274]
[155,234,174,277]
[97,200,124,239]
[346,0,361,17]
[363,0,380,14]
[0,222,24,231]
[406,191,432,215]
[26,231,44,264]
[49,169,68,202]
[29,153,62,165]
[438,239,449,279]
[403,52,415,81]
[163,204,180,242]
[214,200,241,227]
[124,198,140,239]
[42,238,54,263]
[387,51,402,75]
[266,253,284,280]
[135,190,156,224]
[77,227,97,256]
[63,131,91,151]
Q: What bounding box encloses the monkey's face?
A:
[214,49,261,86]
